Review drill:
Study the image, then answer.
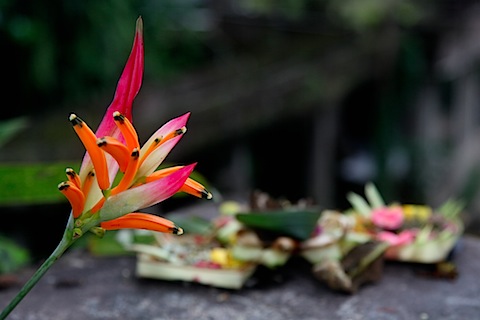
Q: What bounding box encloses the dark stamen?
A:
[174,127,186,136]
[65,168,76,177]
[172,227,184,235]
[69,114,83,126]
[97,138,107,147]
[113,111,125,122]
[58,182,70,191]
[202,190,213,200]
[131,148,140,158]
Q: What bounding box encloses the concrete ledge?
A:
[1,235,479,320]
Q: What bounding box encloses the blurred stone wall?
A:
[2,1,480,233]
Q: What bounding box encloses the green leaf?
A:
[346,192,372,217]
[437,199,465,220]
[0,161,77,206]
[235,210,321,240]
[169,215,213,235]
[365,182,385,209]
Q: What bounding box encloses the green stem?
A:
[0,218,74,320]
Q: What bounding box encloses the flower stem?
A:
[0,218,74,319]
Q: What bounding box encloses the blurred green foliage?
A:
[0,117,29,148]
[1,0,211,120]
[326,0,427,31]
[0,162,75,206]
[0,235,30,274]
[237,0,429,29]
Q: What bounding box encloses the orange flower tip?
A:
[66,168,79,181]
[131,148,140,158]
[58,181,70,191]
[113,111,126,122]
[173,226,184,236]
[203,190,213,200]
[83,171,95,188]
[97,137,107,147]
[69,113,82,126]
[176,127,187,136]
[65,168,82,188]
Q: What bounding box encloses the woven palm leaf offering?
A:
[127,212,260,290]
[214,191,320,271]
[212,191,321,287]
[301,183,464,293]
[129,190,316,289]
[344,183,464,264]
[130,230,257,290]
[300,209,389,293]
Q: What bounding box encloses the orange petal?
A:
[97,136,130,173]
[180,178,213,200]
[110,148,140,196]
[144,166,183,180]
[90,197,105,214]
[100,212,183,234]
[58,181,85,218]
[82,170,95,195]
[113,111,140,152]
[69,114,110,190]
[65,168,82,190]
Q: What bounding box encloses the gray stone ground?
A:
[1,234,479,320]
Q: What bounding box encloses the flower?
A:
[58,17,212,238]
[0,17,214,319]
[370,206,404,230]
[376,230,417,246]
[402,204,432,222]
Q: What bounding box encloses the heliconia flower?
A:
[58,16,212,238]
[370,206,404,230]
[0,17,213,319]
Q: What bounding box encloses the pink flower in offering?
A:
[377,230,416,246]
[371,206,404,230]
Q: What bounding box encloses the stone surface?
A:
[1,234,479,320]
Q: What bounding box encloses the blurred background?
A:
[1,0,480,263]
